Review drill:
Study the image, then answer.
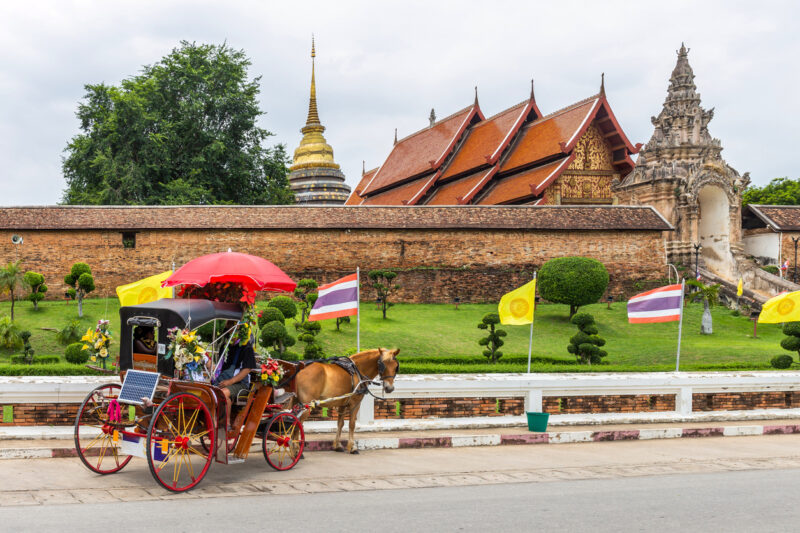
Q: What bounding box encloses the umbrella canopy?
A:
[163,251,297,293]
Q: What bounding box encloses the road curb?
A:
[4,423,800,460]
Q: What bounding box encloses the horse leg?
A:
[333,408,346,452]
[347,400,362,454]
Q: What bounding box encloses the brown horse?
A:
[293,348,399,454]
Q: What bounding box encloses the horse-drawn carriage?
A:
[73,298,306,492]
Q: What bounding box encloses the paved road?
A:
[1,469,798,532]
[2,435,800,530]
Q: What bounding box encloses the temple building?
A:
[287,39,351,205]
[346,79,639,206]
[614,44,749,277]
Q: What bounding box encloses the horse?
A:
[293,348,399,454]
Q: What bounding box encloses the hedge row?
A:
[397,361,774,374]
[9,355,61,365]
[0,364,106,376]
[398,354,575,365]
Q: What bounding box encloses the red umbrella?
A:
[163,251,297,293]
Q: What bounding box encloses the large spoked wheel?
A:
[262,412,305,471]
[74,383,133,475]
[146,392,215,492]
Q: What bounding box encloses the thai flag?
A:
[782,260,790,271]
[627,283,683,324]
[308,273,359,321]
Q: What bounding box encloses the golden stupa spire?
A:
[290,35,340,172]
[305,35,320,126]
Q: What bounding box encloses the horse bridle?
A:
[377,356,399,382]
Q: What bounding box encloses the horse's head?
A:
[377,348,400,393]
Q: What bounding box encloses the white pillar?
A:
[357,394,375,424]
[525,389,543,413]
[677,387,693,415]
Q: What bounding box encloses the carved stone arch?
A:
[687,169,739,208]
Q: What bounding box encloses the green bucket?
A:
[526,412,549,432]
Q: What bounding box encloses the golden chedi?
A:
[288,38,351,205]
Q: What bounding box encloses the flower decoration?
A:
[165,326,210,380]
[234,306,258,346]
[81,319,112,369]
[260,358,284,387]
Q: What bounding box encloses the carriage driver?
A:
[215,321,257,427]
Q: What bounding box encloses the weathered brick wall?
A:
[5,390,800,425]
[0,227,665,303]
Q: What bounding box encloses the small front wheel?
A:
[74,383,132,475]
[262,412,304,471]
[146,392,215,492]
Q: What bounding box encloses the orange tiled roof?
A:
[424,169,494,205]
[358,176,430,206]
[477,157,572,205]
[440,101,530,180]
[359,105,478,196]
[345,168,378,205]
[499,96,600,173]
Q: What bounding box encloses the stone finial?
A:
[394,128,398,145]
[600,72,605,95]
[362,160,366,176]
[530,78,535,101]
[474,86,479,106]
[429,108,436,127]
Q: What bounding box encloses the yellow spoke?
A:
[81,432,105,451]
[184,406,200,436]
[184,450,196,480]
[186,429,210,441]
[187,446,208,458]
[178,401,185,435]
[161,414,181,439]
[97,436,109,468]
[155,446,180,472]
[111,442,120,467]
[173,449,183,485]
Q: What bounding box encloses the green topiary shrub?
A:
[65,342,89,365]
[567,312,607,365]
[368,269,400,319]
[64,263,95,317]
[297,320,323,359]
[293,279,319,322]
[267,295,298,321]
[19,330,34,364]
[477,312,506,363]
[258,307,285,328]
[23,271,47,311]
[10,355,60,365]
[538,257,609,318]
[762,265,780,275]
[771,354,794,369]
[779,322,800,365]
[56,319,84,345]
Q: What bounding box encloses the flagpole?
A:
[527,271,537,374]
[675,278,686,372]
[356,267,361,352]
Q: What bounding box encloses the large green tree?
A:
[62,41,294,205]
[742,177,800,206]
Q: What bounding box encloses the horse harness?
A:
[325,356,398,400]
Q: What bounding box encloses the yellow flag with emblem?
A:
[758,290,800,323]
[116,271,173,307]
[737,278,743,297]
[498,279,537,325]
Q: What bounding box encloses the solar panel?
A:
[118,369,160,405]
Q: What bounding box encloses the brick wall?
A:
[0,227,666,303]
[5,390,800,425]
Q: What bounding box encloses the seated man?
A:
[214,321,256,428]
[133,327,157,355]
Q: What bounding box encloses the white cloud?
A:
[1,0,798,205]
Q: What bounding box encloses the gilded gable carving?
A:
[568,123,614,171]
[557,173,613,201]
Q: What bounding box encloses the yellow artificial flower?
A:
[195,346,205,354]
[81,328,94,342]
[82,344,89,351]
[90,356,96,362]
[99,347,108,358]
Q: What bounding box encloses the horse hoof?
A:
[350,449,359,455]
[333,447,344,453]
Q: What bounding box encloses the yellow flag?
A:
[116,271,173,307]
[758,290,800,323]
[498,279,536,325]
[737,278,743,297]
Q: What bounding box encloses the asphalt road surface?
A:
[3,434,800,531]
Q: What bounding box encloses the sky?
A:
[1,0,798,206]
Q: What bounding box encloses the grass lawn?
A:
[0,297,787,372]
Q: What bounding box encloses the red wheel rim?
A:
[147,392,215,492]
[262,412,304,471]
[74,384,133,475]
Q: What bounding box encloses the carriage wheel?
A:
[262,412,305,471]
[146,392,215,492]
[74,383,133,475]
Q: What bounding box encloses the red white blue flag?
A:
[627,283,683,324]
[308,273,359,321]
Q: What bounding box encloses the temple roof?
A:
[345,167,377,205]
[743,205,800,232]
[359,104,482,196]
[358,84,637,206]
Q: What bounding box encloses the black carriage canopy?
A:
[119,298,243,373]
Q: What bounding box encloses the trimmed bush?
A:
[267,295,297,321]
[771,354,794,369]
[762,265,780,275]
[65,342,89,365]
[780,322,800,361]
[538,257,609,317]
[258,307,285,327]
[567,312,607,365]
[0,364,105,376]
[477,313,506,363]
